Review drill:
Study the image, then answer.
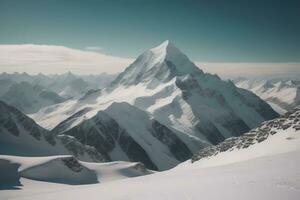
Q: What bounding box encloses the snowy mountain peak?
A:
[149,40,177,57]
[112,40,202,86]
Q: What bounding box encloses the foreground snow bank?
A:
[20,156,98,185]
[1,150,299,200]
[0,155,98,185]
[0,155,153,187]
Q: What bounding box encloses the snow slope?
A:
[81,161,153,183]
[191,106,300,165]
[1,123,299,199]
[234,78,300,114]
[0,101,103,162]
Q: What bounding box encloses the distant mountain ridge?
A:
[234,78,300,114]
[0,72,117,113]
[0,81,65,114]
[0,72,117,98]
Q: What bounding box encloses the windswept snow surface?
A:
[0,155,152,187]
[1,120,299,200]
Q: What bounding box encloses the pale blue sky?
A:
[0,0,299,62]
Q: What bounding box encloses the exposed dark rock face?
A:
[151,120,192,161]
[57,135,103,162]
[195,121,225,145]
[54,102,206,171]
[60,111,158,170]
[0,116,20,137]
[219,117,250,137]
[0,101,44,140]
[52,107,93,134]
[61,157,83,172]
[192,106,300,163]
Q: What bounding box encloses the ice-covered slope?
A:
[0,81,65,114]
[52,102,208,170]
[0,101,103,162]
[234,78,300,114]
[1,112,299,199]
[31,41,278,169]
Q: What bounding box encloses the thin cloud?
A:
[0,44,133,74]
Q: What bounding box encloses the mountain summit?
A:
[32,41,279,170]
[112,40,202,86]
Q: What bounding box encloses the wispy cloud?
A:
[0,44,133,74]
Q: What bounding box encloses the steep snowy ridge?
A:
[31,41,278,170]
[53,102,208,170]
[112,40,202,86]
[0,101,103,162]
[191,106,300,165]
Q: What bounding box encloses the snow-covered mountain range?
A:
[30,41,278,170]
[0,40,299,199]
[234,78,300,115]
[52,102,207,170]
[1,105,299,199]
[0,72,116,113]
[0,81,65,114]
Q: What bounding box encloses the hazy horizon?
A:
[0,43,299,79]
[1,0,299,78]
